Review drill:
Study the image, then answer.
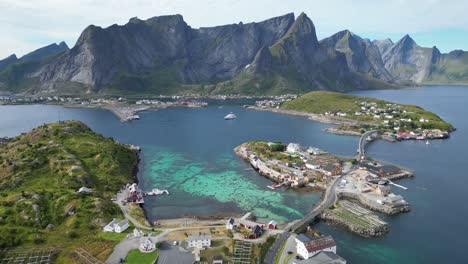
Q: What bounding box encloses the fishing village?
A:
[234,137,413,238]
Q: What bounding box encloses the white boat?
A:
[224,112,237,120]
[146,188,169,196]
[426,140,430,145]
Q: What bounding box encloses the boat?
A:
[426,140,430,145]
[224,112,237,120]
[416,136,426,140]
[129,115,140,120]
[146,188,170,196]
[267,185,275,190]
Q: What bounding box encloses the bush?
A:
[268,143,286,152]
[68,231,79,239]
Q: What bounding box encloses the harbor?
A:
[235,138,413,238]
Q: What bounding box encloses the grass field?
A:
[124,249,158,264]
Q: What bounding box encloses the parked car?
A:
[287,251,293,255]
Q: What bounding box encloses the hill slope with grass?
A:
[0,121,139,261]
[281,91,453,132]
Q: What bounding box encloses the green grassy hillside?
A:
[281,91,453,132]
[0,121,139,261]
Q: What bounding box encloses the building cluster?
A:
[254,94,297,108]
[322,100,450,137]
[237,142,342,189]
[124,183,145,204]
[225,212,277,239]
[135,99,208,108]
[338,161,409,211]
[294,234,346,263]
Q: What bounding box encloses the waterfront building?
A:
[246,225,263,239]
[295,234,337,260]
[287,143,305,154]
[268,220,278,229]
[226,218,235,230]
[187,233,211,249]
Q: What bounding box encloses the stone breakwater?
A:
[319,201,389,237]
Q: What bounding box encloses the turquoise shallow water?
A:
[1,86,468,263]
[140,145,305,222]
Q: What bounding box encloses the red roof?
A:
[304,236,336,253]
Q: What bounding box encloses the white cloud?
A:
[1,0,468,58]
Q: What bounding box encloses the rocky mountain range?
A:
[0,13,467,95]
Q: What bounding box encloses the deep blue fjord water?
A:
[1,85,467,263]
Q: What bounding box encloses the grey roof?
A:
[187,233,211,241]
[296,233,313,243]
[291,251,346,264]
[116,220,128,228]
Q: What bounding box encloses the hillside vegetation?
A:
[0,121,138,261]
[281,91,453,132]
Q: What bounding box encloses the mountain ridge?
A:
[1,13,467,95]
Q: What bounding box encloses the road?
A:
[358,130,380,160]
[263,175,342,264]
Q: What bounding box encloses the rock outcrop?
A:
[320,30,393,82]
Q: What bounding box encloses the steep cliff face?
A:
[373,39,393,55]
[320,30,393,82]
[382,35,436,83]
[424,49,468,84]
[233,14,387,94]
[33,14,300,94]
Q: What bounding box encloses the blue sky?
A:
[1,0,468,58]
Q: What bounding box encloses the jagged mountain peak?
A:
[397,34,417,48]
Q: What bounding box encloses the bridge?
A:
[263,176,342,264]
[358,130,380,161]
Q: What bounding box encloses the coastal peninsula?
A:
[249,91,454,141]
[235,140,412,238]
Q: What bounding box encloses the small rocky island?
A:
[235,141,413,237]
